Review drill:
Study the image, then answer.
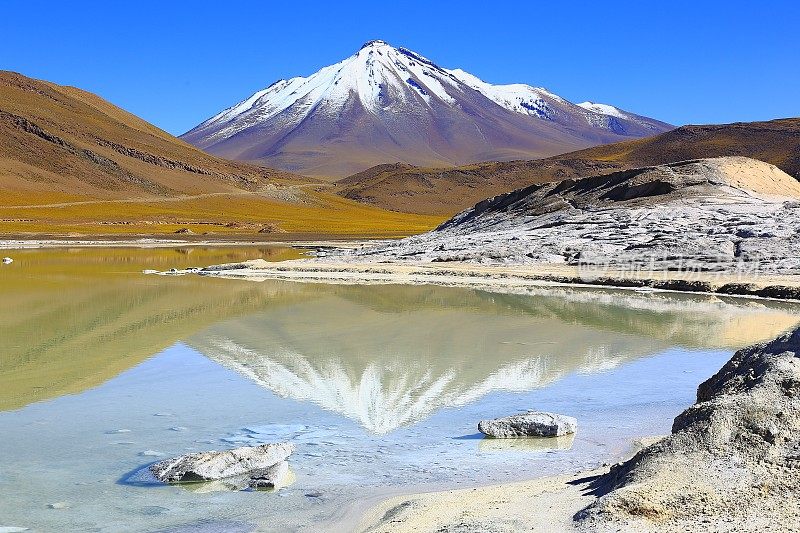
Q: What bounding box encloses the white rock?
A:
[478,411,577,438]
[149,443,294,483]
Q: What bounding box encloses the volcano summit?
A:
[182,41,672,177]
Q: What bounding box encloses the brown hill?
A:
[0,71,442,237]
[335,118,800,215]
[0,71,310,197]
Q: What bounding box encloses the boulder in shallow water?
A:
[149,443,294,483]
[478,411,577,438]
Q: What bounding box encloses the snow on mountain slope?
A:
[182,40,673,178]
[577,101,629,119]
[446,68,563,120]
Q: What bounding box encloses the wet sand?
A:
[355,437,665,533]
[355,468,599,532]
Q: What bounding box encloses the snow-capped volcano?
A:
[182,40,672,177]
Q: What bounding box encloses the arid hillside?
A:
[0,71,442,237]
[336,118,800,215]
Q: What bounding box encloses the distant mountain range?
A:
[181,40,672,177]
[336,117,800,215]
[3,67,799,237]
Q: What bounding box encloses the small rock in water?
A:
[0,527,30,533]
[139,450,163,457]
[149,443,294,483]
[1,257,12,265]
[47,502,68,510]
[478,411,577,438]
[170,426,188,432]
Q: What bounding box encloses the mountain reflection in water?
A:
[3,248,798,424]
[187,284,800,433]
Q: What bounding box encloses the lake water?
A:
[2,247,799,532]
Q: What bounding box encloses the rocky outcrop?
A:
[478,412,577,438]
[149,443,293,484]
[576,327,800,531]
[332,157,800,276]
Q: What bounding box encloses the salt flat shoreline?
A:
[196,258,800,302]
[8,237,800,302]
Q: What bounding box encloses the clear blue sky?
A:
[3,0,798,135]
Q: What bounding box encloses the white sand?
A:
[197,258,800,301]
[356,469,600,532]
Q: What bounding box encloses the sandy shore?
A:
[197,258,800,302]
[8,236,800,301]
[355,468,601,532]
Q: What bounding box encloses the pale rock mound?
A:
[577,327,800,531]
[335,157,800,274]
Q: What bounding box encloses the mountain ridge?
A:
[181,40,672,178]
